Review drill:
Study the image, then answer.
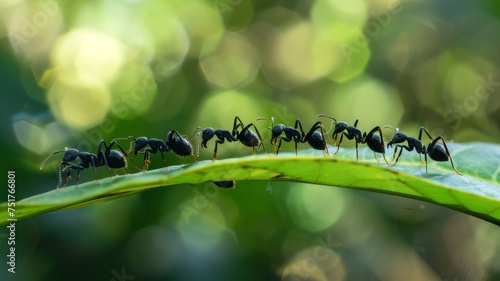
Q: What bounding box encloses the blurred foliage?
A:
[1,0,500,280]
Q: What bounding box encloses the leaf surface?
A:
[1,142,499,226]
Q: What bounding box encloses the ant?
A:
[114,129,197,172]
[384,126,462,176]
[40,140,137,189]
[255,117,330,156]
[213,180,235,188]
[197,116,267,161]
[318,114,389,164]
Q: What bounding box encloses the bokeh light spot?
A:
[150,19,189,79]
[324,76,404,128]
[13,120,48,154]
[51,28,125,85]
[200,32,260,88]
[286,184,346,232]
[178,202,227,252]
[281,247,345,281]
[177,1,224,56]
[311,0,370,82]
[110,64,158,119]
[4,0,64,60]
[48,77,111,130]
[265,21,325,89]
[311,0,368,30]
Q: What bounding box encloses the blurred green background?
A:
[1,0,500,280]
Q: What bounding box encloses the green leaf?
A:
[1,142,499,226]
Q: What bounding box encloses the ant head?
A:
[199,127,214,150]
[271,124,285,139]
[391,131,407,142]
[333,122,348,134]
[62,148,80,162]
[201,127,215,141]
[387,130,408,147]
[134,137,149,150]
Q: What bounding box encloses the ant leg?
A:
[272,137,280,155]
[64,163,85,187]
[293,118,306,156]
[390,144,414,167]
[364,126,390,166]
[275,137,286,155]
[425,150,428,177]
[57,161,64,189]
[75,167,81,188]
[246,123,270,156]
[418,127,435,141]
[355,138,359,161]
[294,138,298,156]
[353,119,359,128]
[97,140,112,176]
[390,145,398,164]
[190,154,198,163]
[143,150,150,172]
[294,119,306,140]
[232,116,246,136]
[418,127,434,164]
[381,151,389,166]
[433,136,463,176]
[62,168,72,188]
[171,129,198,162]
[314,122,330,156]
[88,155,100,184]
[109,139,141,172]
[213,139,224,161]
[377,128,390,166]
[389,145,405,167]
[334,133,344,155]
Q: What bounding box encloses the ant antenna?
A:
[188,127,201,141]
[317,114,338,145]
[255,117,273,123]
[317,114,338,133]
[384,125,399,133]
[317,114,337,124]
[112,136,137,155]
[255,117,273,144]
[39,148,67,170]
[195,127,203,157]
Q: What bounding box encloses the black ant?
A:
[318,114,388,164]
[196,128,237,161]
[114,129,197,172]
[197,116,267,161]
[384,126,462,176]
[40,140,137,189]
[213,181,235,188]
[256,117,330,156]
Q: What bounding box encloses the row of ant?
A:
[40,115,462,189]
